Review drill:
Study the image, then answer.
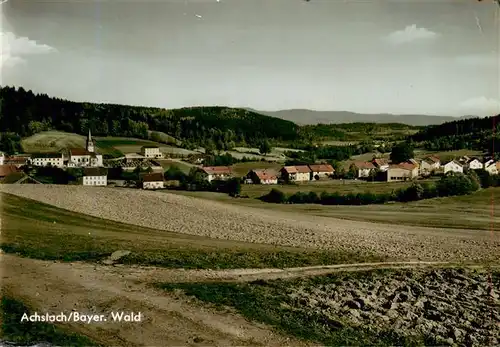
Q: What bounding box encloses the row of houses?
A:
[190,164,335,184]
[351,155,500,182]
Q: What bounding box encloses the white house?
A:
[443,160,463,174]
[82,167,108,186]
[372,158,389,172]
[199,166,232,182]
[0,152,4,166]
[280,165,311,182]
[141,172,165,189]
[467,158,483,170]
[485,161,500,175]
[419,156,441,175]
[352,162,375,178]
[67,129,103,167]
[30,153,64,167]
[141,146,163,159]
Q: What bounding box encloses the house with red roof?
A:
[246,169,278,184]
[280,165,311,182]
[308,164,335,180]
[199,166,232,182]
[350,161,376,178]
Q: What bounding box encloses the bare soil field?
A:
[1,185,499,263]
[166,266,499,346]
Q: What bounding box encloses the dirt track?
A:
[1,254,311,347]
[1,185,499,262]
[2,255,494,346]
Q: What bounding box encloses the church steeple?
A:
[86,128,95,153]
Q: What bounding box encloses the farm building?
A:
[443,160,463,174]
[141,146,163,159]
[246,169,278,184]
[385,163,418,182]
[280,165,311,182]
[29,153,64,167]
[351,162,375,178]
[140,172,165,189]
[308,164,335,180]
[372,158,389,172]
[199,166,232,182]
[82,167,108,186]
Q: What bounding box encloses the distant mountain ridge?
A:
[248,109,474,126]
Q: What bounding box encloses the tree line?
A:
[410,114,499,155]
[260,171,486,206]
[0,86,303,151]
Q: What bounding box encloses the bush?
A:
[260,189,287,203]
[226,177,242,197]
[436,172,478,197]
[473,169,496,188]
[164,165,187,182]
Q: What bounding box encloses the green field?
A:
[0,193,383,268]
[157,159,195,174]
[21,131,87,153]
[238,179,435,199]
[169,187,500,232]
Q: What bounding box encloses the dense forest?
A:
[0,86,302,149]
[300,123,421,142]
[410,114,499,153]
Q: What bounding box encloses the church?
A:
[67,129,103,167]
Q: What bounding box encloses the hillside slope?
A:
[0,86,300,148]
[410,114,499,152]
[251,109,470,126]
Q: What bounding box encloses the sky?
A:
[1,0,499,117]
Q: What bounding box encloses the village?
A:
[0,129,497,190]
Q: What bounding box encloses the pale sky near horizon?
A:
[1,0,499,117]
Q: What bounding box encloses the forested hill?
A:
[410,114,499,152]
[0,86,300,148]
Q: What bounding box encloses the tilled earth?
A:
[285,268,500,346]
[1,185,499,263]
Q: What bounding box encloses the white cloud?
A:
[0,31,56,69]
[454,53,498,68]
[385,25,439,45]
[459,97,500,116]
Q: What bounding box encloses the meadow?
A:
[238,179,437,198]
[170,187,500,232]
[21,131,87,153]
[94,137,197,156]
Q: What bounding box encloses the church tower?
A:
[86,128,95,153]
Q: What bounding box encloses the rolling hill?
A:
[250,109,473,126]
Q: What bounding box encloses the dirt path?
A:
[3,254,498,346]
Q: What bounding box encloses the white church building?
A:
[67,129,103,168]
